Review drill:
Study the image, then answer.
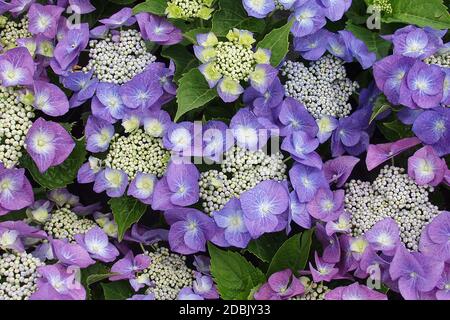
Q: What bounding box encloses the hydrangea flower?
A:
[30,264,86,300]
[325,283,387,300]
[366,137,421,171]
[110,251,151,281]
[419,211,450,263]
[412,107,450,156]
[323,156,359,187]
[93,167,128,198]
[164,208,216,254]
[152,161,200,210]
[254,269,304,300]
[306,188,345,222]
[28,3,64,38]
[212,198,251,248]
[390,26,444,60]
[51,239,95,268]
[195,29,277,102]
[390,244,444,300]
[0,166,34,216]
[75,227,119,263]
[240,180,289,238]
[136,13,182,46]
[0,46,34,86]
[166,0,215,20]
[407,146,446,186]
[289,164,328,202]
[25,118,75,173]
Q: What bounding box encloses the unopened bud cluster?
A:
[0,252,43,300]
[0,17,31,50]
[141,245,194,300]
[372,0,393,14]
[282,55,359,119]
[291,277,330,300]
[345,166,440,251]
[199,146,287,214]
[166,0,214,20]
[214,40,256,82]
[83,29,156,84]
[425,51,450,68]
[0,86,35,168]
[43,206,97,242]
[104,129,170,180]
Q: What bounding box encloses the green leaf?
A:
[133,0,167,15]
[345,21,391,59]
[175,68,218,121]
[208,243,266,300]
[211,0,265,36]
[383,0,450,29]
[161,44,199,82]
[346,0,369,25]
[81,263,116,300]
[266,230,313,276]
[21,137,86,189]
[247,232,288,263]
[370,95,392,124]
[101,281,134,300]
[257,20,294,67]
[378,119,413,141]
[108,196,147,241]
[0,209,27,222]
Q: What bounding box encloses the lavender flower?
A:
[366,137,421,171]
[412,107,450,156]
[110,251,150,281]
[212,198,251,248]
[306,188,344,222]
[93,168,128,198]
[136,13,182,46]
[408,146,446,186]
[33,80,70,117]
[25,118,75,173]
[85,116,114,153]
[75,227,119,263]
[323,156,359,187]
[390,244,444,300]
[28,3,64,38]
[289,164,328,202]
[325,283,387,300]
[51,239,95,268]
[0,166,34,216]
[0,47,34,86]
[30,264,86,300]
[98,7,135,29]
[254,269,304,300]
[240,180,289,238]
[164,208,216,255]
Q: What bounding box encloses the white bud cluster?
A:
[0,17,31,49]
[43,206,97,242]
[282,55,359,119]
[274,0,285,10]
[168,0,204,18]
[141,245,194,300]
[372,0,393,14]
[0,86,35,168]
[199,146,287,214]
[104,129,170,180]
[290,277,330,300]
[0,252,43,300]
[215,41,256,82]
[345,166,440,251]
[425,51,450,68]
[83,29,156,84]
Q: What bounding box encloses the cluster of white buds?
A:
[215,40,256,82]
[282,55,359,119]
[372,0,393,14]
[274,0,286,10]
[0,16,31,50]
[199,146,287,214]
[424,51,450,68]
[141,245,194,300]
[104,129,170,180]
[43,206,97,242]
[166,0,214,20]
[0,86,35,168]
[290,277,330,300]
[345,166,440,251]
[83,29,156,84]
[0,252,43,300]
